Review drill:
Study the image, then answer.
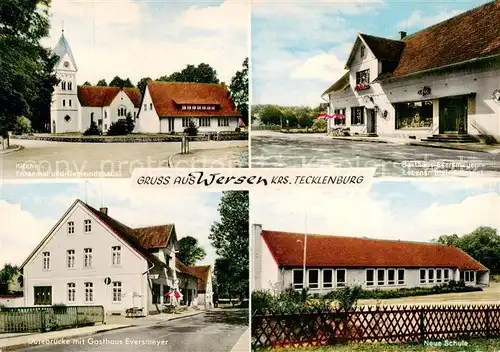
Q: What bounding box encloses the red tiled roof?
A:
[147,82,241,118]
[189,265,211,292]
[77,86,141,108]
[359,34,406,63]
[393,1,500,77]
[133,225,174,249]
[261,230,487,271]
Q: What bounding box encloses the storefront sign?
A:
[418,86,431,96]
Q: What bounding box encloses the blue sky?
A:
[0,180,223,267]
[251,0,492,107]
[44,0,248,85]
[252,179,500,242]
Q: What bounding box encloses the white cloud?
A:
[398,9,462,29]
[178,1,249,30]
[291,53,347,82]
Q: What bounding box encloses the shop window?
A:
[395,100,433,129]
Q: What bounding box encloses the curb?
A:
[167,152,181,168]
[0,325,132,351]
[0,145,23,155]
[331,137,389,144]
[167,310,204,322]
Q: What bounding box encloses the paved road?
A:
[17,309,248,352]
[251,133,500,177]
[1,139,248,178]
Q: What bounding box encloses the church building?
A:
[50,32,141,134]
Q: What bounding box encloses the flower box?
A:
[354,83,370,91]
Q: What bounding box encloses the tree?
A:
[125,111,135,133]
[281,108,298,128]
[259,105,283,126]
[83,120,100,136]
[137,77,152,94]
[0,263,20,294]
[209,191,249,300]
[214,258,237,305]
[177,236,206,266]
[82,81,92,86]
[0,0,58,136]
[96,79,107,86]
[229,58,249,126]
[158,63,219,84]
[109,76,134,88]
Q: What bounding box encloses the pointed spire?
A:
[62,20,64,34]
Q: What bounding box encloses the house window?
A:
[112,246,121,266]
[84,282,93,302]
[34,286,52,305]
[444,269,450,282]
[84,219,91,233]
[218,117,229,127]
[462,271,475,283]
[153,283,161,304]
[150,103,153,110]
[182,118,192,128]
[199,117,211,127]
[436,269,442,283]
[395,101,433,129]
[360,45,365,58]
[322,269,333,288]
[69,99,72,107]
[104,111,107,119]
[67,221,75,234]
[84,248,92,268]
[61,81,66,90]
[377,269,385,286]
[387,269,395,285]
[351,107,364,125]
[307,269,319,289]
[336,269,346,287]
[397,269,405,285]
[334,108,346,125]
[113,282,122,302]
[62,99,66,107]
[68,82,72,91]
[366,269,374,287]
[67,283,76,302]
[292,269,304,289]
[356,69,370,84]
[420,269,426,284]
[67,250,75,269]
[428,269,434,283]
[42,252,50,270]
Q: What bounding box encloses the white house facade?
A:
[136,82,241,133]
[50,32,141,134]
[190,265,214,309]
[323,1,500,142]
[252,225,490,295]
[20,200,200,316]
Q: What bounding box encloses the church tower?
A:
[50,30,79,133]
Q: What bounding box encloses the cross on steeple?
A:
[62,20,64,34]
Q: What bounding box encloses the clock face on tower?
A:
[63,61,69,68]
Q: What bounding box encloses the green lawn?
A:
[259,339,500,352]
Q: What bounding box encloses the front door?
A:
[367,109,376,133]
[439,96,468,134]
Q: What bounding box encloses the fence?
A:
[251,125,281,131]
[0,306,105,333]
[252,305,500,349]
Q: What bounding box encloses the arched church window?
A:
[68,82,72,91]
[62,99,66,107]
[69,99,72,107]
[62,82,66,90]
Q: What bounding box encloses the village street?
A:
[15,309,248,352]
[1,139,248,178]
[251,132,500,177]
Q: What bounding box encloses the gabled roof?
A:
[133,225,175,249]
[53,32,77,70]
[189,265,211,293]
[345,34,405,69]
[261,230,488,271]
[147,82,241,118]
[77,86,142,108]
[322,72,350,96]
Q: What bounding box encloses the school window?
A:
[365,269,374,286]
[292,269,304,289]
[334,108,346,125]
[84,248,92,268]
[387,269,395,285]
[322,269,333,288]
[42,252,50,270]
[67,221,74,234]
[428,269,434,283]
[377,269,385,286]
[67,250,75,269]
[436,269,442,283]
[199,117,211,127]
[444,269,450,282]
[307,269,319,289]
[67,283,76,302]
[84,219,91,233]
[182,118,192,128]
[112,246,121,266]
[351,107,364,125]
[356,69,370,84]
[218,117,229,127]
[397,269,405,285]
[113,282,122,302]
[420,269,426,284]
[84,282,93,302]
[336,269,346,287]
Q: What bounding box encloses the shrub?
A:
[336,285,362,310]
[107,119,129,136]
[298,115,314,128]
[53,303,67,314]
[13,116,32,135]
[183,120,198,136]
[83,121,100,136]
[251,290,274,311]
[235,127,241,132]
[311,118,327,132]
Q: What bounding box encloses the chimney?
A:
[99,207,108,215]
[399,31,407,40]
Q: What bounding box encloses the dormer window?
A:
[181,105,186,110]
[360,45,366,58]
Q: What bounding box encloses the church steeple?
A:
[53,30,78,71]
